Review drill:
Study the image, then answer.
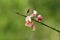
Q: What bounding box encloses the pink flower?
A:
[25,16,31,27]
[36,15,42,22]
[30,10,37,17]
[25,16,36,31]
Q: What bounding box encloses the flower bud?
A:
[37,15,42,22]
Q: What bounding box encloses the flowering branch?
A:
[16,12,60,33]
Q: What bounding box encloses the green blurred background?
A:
[0,0,60,40]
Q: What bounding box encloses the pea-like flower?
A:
[30,10,37,17]
[25,16,31,27]
[25,16,35,31]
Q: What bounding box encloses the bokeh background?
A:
[0,0,60,40]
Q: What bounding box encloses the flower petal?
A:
[25,20,31,27]
[31,23,35,31]
[33,10,37,15]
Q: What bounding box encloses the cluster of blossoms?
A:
[25,9,42,31]
[16,9,60,33]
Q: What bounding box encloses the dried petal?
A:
[26,8,30,13]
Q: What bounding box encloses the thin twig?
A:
[16,12,60,33]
